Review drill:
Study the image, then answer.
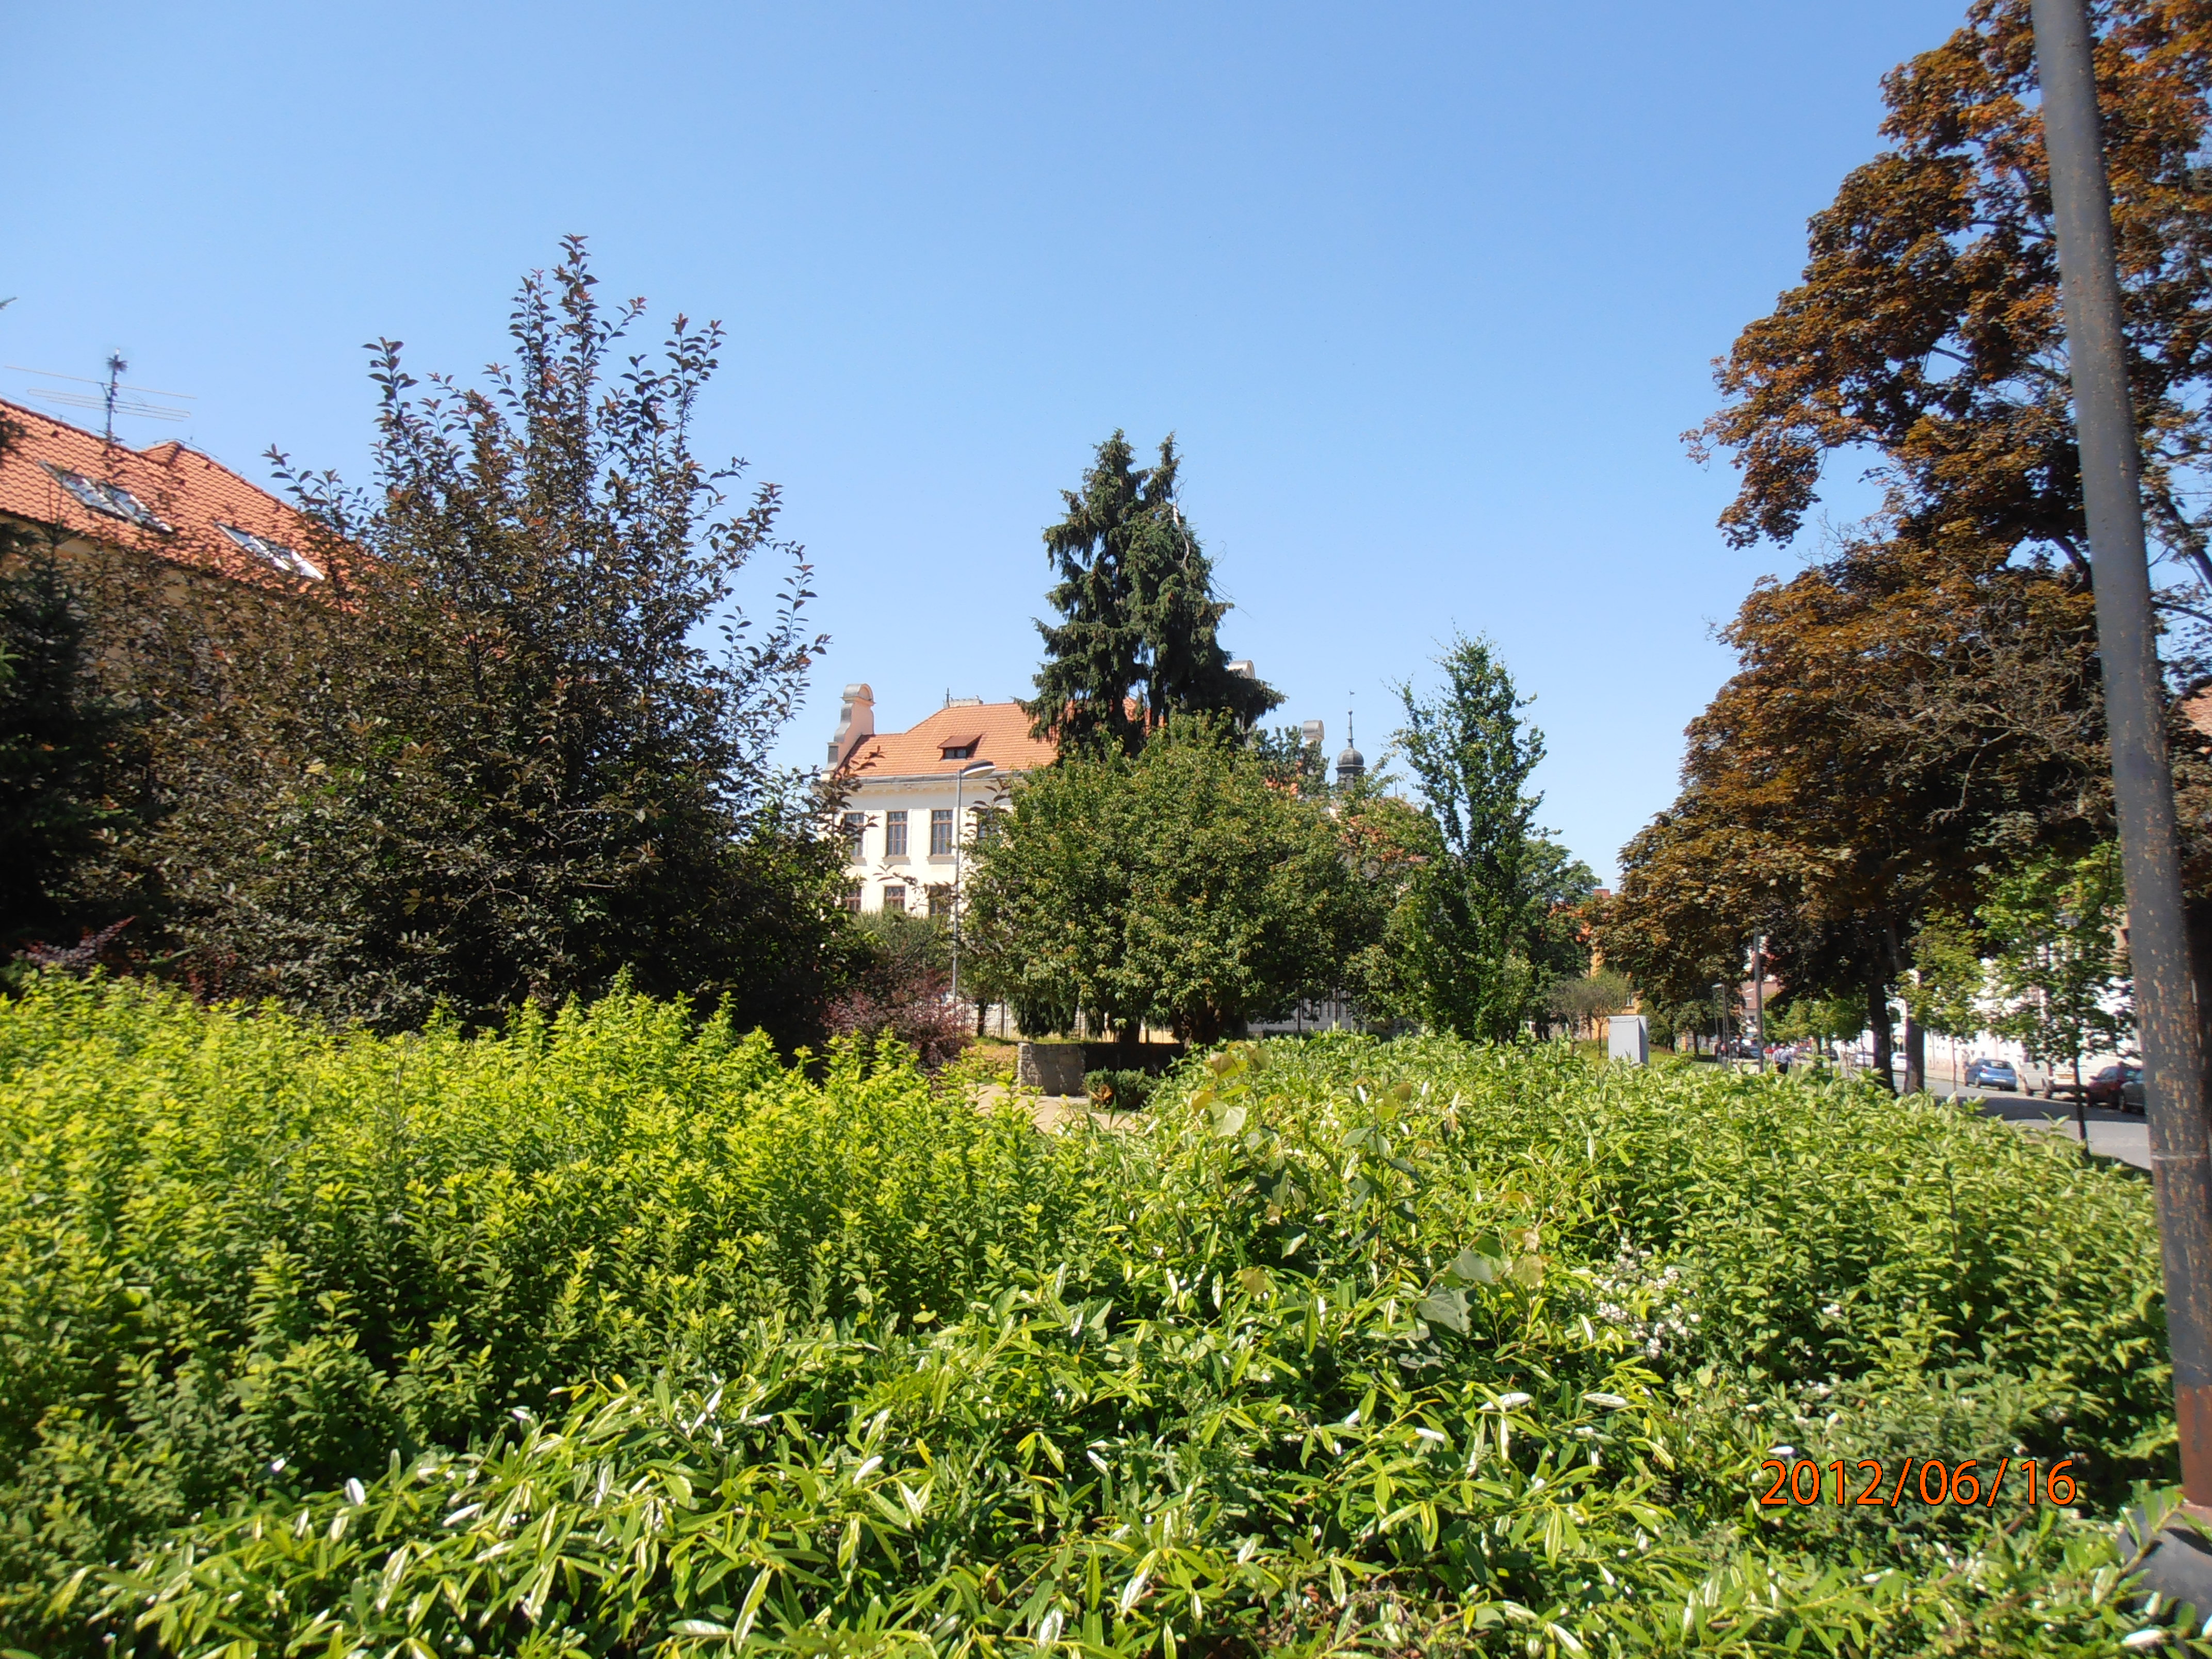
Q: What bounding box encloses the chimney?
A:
[828,682,874,765]
[1300,719,1325,751]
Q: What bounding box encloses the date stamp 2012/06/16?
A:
[1758,1457,2077,1509]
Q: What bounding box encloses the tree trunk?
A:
[1868,984,1896,1093]
[1902,1012,1926,1096]
[2187,898,2212,1110]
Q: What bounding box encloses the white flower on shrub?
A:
[1585,1247,1697,1359]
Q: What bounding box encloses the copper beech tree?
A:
[1601,539,2103,1086]
[1607,0,2212,1081]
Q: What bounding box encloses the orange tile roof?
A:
[0,397,328,589]
[836,701,1059,777]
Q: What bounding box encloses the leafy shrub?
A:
[1082,1066,1157,1111]
[0,974,1077,1646]
[0,980,2180,1654]
[824,910,968,1069]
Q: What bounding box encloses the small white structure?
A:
[1608,1014,1648,1066]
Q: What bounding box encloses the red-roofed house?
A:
[0,397,327,593]
[827,685,1056,916]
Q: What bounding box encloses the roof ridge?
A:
[0,396,279,498]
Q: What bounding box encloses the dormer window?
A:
[218,523,323,580]
[939,740,979,760]
[43,464,171,532]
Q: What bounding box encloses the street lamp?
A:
[2030,0,2212,1594]
[1751,935,1767,1074]
[948,758,993,1013]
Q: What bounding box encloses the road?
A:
[1962,1088,2149,1169]
[1720,1057,2146,1169]
[1715,1061,2150,1169]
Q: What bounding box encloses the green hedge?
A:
[0,977,2181,1655]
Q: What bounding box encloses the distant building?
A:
[827,687,1056,916]
[827,678,1326,918]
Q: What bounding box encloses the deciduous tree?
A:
[964,718,1376,1043]
[1986,844,2134,1113]
[1668,0,2212,1086]
[140,239,846,1038]
[1601,538,2101,1091]
[1691,0,2212,593]
[1389,634,1593,1041]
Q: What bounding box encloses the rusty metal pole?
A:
[2031,0,2212,1537]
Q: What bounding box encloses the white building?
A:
[826,686,1057,915]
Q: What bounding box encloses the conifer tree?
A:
[1023,432,1280,753]
[0,542,148,956]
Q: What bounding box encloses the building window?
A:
[930,808,954,855]
[882,884,906,914]
[940,742,977,760]
[884,809,907,856]
[928,886,952,919]
[218,522,322,580]
[42,463,172,532]
[840,811,865,858]
[841,883,862,913]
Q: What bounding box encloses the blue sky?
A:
[5,1,1959,880]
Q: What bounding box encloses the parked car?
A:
[1963,1058,2019,1091]
[2084,1062,2144,1111]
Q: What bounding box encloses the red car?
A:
[2084,1063,2144,1111]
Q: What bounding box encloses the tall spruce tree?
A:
[1023,432,1280,753]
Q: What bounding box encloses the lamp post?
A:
[1752,936,1767,1074]
[949,759,993,1013]
[2030,0,2212,1589]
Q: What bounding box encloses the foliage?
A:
[1246,723,1330,796]
[1544,968,1633,1035]
[1390,633,1590,1040]
[853,907,951,977]
[119,239,844,1040]
[0,543,149,959]
[1690,0,2212,587]
[964,718,1382,1043]
[1022,432,1281,754]
[825,910,968,1070]
[1902,908,1992,1044]
[0,976,2185,1656]
[1764,990,1869,1050]
[1671,0,2212,1081]
[1600,537,2104,1091]
[1986,844,2135,1084]
[1081,1066,1159,1111]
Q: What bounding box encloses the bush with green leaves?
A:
[0,974,2188,1655]
[1081,1066,1158,1111]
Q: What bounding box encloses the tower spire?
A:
[1335,692,1365,788]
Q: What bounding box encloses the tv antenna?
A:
[11,356,193,441]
